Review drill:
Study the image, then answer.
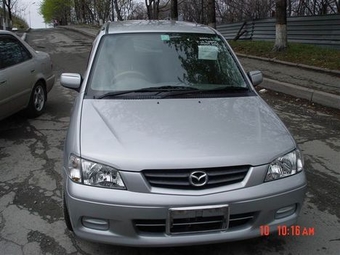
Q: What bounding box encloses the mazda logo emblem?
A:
[189,171,208,187]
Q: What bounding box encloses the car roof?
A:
[0,30,17,35]
[0,30,24,42]
[104,20,216,35]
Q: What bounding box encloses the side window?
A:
[0,35,32,69]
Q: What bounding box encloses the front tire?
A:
[26,82,46,118]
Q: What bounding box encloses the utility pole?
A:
[29,2,36,28]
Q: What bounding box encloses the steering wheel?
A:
[112,71,149,83]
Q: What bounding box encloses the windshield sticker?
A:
[198,45,218,60]
[161,35,170,41]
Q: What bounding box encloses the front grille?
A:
[142,166,249,189]
[134,219,166,233]
[229,212,255,228]
[134,212,256,234]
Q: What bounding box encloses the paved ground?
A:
[239,56,340,110]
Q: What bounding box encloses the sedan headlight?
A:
[67,155,125,189]
[265,149,304,182]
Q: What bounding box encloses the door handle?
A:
[31,69,35,73]
[0,80,7,85]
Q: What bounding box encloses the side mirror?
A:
[60,73,82,91]
[248,71,263,87]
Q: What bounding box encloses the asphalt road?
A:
[0,28,339,255]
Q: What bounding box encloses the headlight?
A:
[68,154,82,183]
[265,149,304,182]
[67,155,126,189]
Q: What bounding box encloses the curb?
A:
[261,78,340,110]
[237,53,340,77]
[61,26,97,38]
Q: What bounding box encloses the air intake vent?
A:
[134,212,256,234]
[143,166,249,189]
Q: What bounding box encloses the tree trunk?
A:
[111,0,115,21]
[4,0,12,28]
[145,0,160,20]
[207,0,216,28]
[81,0,86,23]
[273,0,287,52]
[114,0,123,20]
[145,0,152,19]
[201,0,204,24]
[171,0,178,20]
[7,0,12,21]
[2,0,6,29]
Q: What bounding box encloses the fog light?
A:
[82,217,109,230]
[275,204,296,219]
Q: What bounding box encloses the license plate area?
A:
[166,205,229,235]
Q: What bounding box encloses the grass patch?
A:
[228,40,340,71]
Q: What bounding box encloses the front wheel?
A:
[26,82,46,118]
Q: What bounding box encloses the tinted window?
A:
[0,35,32,69]
[88,33,246,93]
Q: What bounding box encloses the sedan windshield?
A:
[87,33,247,97]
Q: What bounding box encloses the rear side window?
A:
[0,35,32,69]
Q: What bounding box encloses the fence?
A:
[217,14,340,49]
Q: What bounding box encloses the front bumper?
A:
[64,166,306,247]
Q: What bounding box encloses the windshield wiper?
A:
[205,86,249,92]
[96,85,199,99]
[161,86,249,98]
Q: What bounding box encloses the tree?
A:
[127,1,148,19]
[95,0,111,22]
[171,0,178,20]
[111,0,136,21]
[40,0,72,25]
[213,0,274,23]
[114,0,124,20]
[145,0,160,19]
[207,0,216,28]
[288,0,339,16]
[273,0,287,51]
[3,0,19,28]
[178,0,208,24]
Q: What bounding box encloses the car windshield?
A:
[87,33,247,97]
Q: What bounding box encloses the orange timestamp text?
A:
[260,225,315,236]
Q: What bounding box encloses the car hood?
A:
[80,97,295,170]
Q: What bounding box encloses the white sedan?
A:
[0,30,55,120]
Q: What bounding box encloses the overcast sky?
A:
[20,0,46,28]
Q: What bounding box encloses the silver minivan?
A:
[61,20,306,247]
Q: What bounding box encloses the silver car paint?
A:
[62,20,306,247]
[80,97,295,170]
[65,170,306,246]
[0,31,55,120]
